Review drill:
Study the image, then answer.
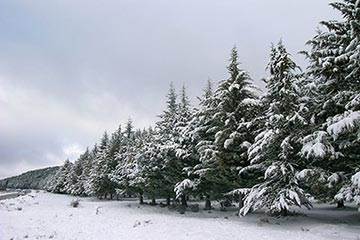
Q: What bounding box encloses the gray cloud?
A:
[0,0,336,178]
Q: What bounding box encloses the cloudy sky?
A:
[0,0,338,178]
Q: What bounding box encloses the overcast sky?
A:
[0,0,338,178]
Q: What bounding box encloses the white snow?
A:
[327,172,344,188]
[265,164,278,179]
[241,98,261,106]
[288,190,301,206]
[248,129,274,164]
[296,169,316,181]
[224,138,234,150]
[0,192,22,200]
[174,179,194,198]
[226,188,251,197]
[301,131,334,159]
[1,191,360,240]
[346,94,360,110]
[288,112,307,125]
[327,111,360,139]
[352,172,360,189]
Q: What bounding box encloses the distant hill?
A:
[0,166,60,190]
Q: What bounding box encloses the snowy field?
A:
[0,191,360,240]
[0,190,29,201]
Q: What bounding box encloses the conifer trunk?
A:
[139,194,144,204]
[238,193,244,210]
[337,200,345,208]
[280,208,288,216]
[166,196,171,206]
[151,197,156,205]
[181,195,187,207]
[204,195,211,210]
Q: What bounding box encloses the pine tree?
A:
[240,42,312,216]
[105,125,124,199]
[84,144,97,195]
[188,80,218,209]
[137,128,166,204]
[156,82,178,140]
[110,119,137,198]
[172,85,194,206]
[126,128,157,204]
[194,47,260,208]
[301,0,360,206]
[153,83,184,204]
[88,132,110,198]
[335,171,360,210]
[47,159,73,194]
[72,148,92,196]
[66,151,87,196]
[177,84,192,130]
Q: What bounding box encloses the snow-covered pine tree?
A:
[66,150,88,196]
[110,120,136,198]
[47,159,73,194]
[173,85,195,206]
[70,148,92,196]
[126,127,157,204]
[301,0,360,206]
[194,47,260,207]
[189,80,218,209]
[88,132,110,198]
[136,128,167,204]
[175,84,196,166]
[156,82,179,142]
[240,42,312,216]
[104,125,124,199]
[152,83,184,203]
[177,85,192,130]
[174,84,206,204]
[84,144,97,195]
[214,47,260,198]
[335,171,360,209]
[112,121,148,200]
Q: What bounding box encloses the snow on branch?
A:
[301,131,335,159]
[352,172,360,189]
[327,111,360,139]
[174,179,194,199]
[225,188,251,196]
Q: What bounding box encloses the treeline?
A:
[47,0,360,216]
[0,166,59,190]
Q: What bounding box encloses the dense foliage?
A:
[0,167,59,190]
[47,0,360,216]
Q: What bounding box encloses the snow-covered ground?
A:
[0,190,29,201]
[0,191,359,240]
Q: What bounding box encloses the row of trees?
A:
[47,0,360,216]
